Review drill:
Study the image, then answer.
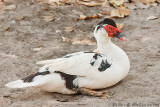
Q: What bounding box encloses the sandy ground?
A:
[0,0,160,107]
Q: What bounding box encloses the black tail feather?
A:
[22,71,50,83]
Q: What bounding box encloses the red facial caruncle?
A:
[104,25,121,37]
[104,25,125,41]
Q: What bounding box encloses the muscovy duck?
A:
[5,18,130,97]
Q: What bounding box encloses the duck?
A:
[5,18,130,97]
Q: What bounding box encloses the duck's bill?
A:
[115,33,125,41]
[119,37,125,41]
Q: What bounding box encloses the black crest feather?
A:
[98,18,117,28]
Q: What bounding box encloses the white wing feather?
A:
[38,52,112,77]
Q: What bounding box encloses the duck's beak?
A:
[119,37,125,41]
[114,32,126,41]
[118,34,125,41]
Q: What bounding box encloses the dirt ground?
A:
[0,0,160,107]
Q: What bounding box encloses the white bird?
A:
[5,18,130,97]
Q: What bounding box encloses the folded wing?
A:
[38,52,112,77]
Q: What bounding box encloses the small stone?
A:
[11,20,16,24]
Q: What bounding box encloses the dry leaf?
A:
[150,0,156,3]
[92,14,100,18]
[78,14,90,20]
[5,5,16,10]
[79,14,87,19]
[120,4,126,8]
[64,26,74,32]
[77,1,102,7]
[116,23,124,29]
[101,1,110,7]
[93,48,100,53]
[77,14,99,20]
[111,9,121,17]
[97,0,105,1]
[156,0,160,3]
[146,15,158,20]
[139,0,156,4]
[119,8,130,16]
[111,8,130,18]
[49,0,66,5]
[42,16,55,22]
[16,16,25,20]
[100,11,111,15]
[135,1,150,9]
[82,0,92,1]
[139,0,150,4]
[4,27,9,31]
[151,3,157,6]
[110,0,124,6]
[104,16,112,18]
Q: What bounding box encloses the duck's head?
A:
[94,18,125,42]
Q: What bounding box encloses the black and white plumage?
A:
[5,18,130,95]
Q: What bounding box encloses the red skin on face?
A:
[104,25,122,38]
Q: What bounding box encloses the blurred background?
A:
[0,0,160,107]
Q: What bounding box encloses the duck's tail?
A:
[5,80,35,88]
[5,71,50,88]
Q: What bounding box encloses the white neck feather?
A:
[94,28,130,68]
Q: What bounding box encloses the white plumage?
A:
[5,18,130,96]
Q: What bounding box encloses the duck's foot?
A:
[77,88,111,98]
